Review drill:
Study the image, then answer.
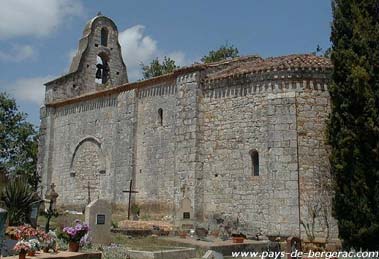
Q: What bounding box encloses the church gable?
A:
[44,13,128,104]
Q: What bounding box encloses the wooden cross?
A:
[123,180,139,220]
[83,181,97,205]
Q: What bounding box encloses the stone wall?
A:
[199,81,300,237]
[173,73,203,221]
[196,69,338,239]
[40,92,136,209]
[296,87,339,241]
[134,81,177,215]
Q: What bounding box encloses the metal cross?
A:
[83,181,97,205]
[123,180,139,220]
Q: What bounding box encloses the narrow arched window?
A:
[250,149,259,176]
[158,108,163,126]
[101,27,108,46]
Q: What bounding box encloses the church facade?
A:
[38,14,338,240]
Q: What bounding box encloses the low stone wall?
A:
[128,247,196,259]
[6,252,102,259]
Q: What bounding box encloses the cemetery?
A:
[0,178,342,259]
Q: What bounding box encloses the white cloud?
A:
[167,51,187,67]
[0,44,36,62]
[0,0,83,39]
[119,25,190,81]
[5,76,54,105]
[119,25,158,81]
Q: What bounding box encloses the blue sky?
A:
[0,0,332,126]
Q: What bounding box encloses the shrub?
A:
[1,177,38,225]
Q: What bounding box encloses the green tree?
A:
[141,56,178,80]
[201,43,239,63]
[0,92,39,190]
[328,0,379,249]
[312,44,332,58]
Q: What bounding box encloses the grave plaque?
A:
[85,199,111,244]
[96,214,105,225]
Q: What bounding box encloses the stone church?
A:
[38,14,338,240]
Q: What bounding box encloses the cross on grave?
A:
[123,180,138,220]
[83,181,97,205]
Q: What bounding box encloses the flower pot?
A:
[28,250,36,256]
[211,230,220,238]
[68,241,80,252]
[19,252,27,259]
[232,236,244,243]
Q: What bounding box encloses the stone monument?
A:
[85,199,112,244]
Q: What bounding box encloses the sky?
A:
[0,0,333,126]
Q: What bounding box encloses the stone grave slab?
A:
[85,199,111,244]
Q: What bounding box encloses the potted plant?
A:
[179,231,187,239]
[231,234,245,243]
[16,225,38,240]
[27,238,40,256]
[14,240,31,259]
[40,230,57,253]
[61,220,89,252]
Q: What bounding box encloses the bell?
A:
[102,63,109,83]
[96,64,103,79]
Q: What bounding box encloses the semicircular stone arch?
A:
[69,136,106,204]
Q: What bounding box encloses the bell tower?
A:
[44,12,128,103]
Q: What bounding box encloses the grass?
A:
[82,235,206,258]
[110,234,206,256]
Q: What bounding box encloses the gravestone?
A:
[85,199,112,244]
[203,250,224,259]
[178,197,192,220]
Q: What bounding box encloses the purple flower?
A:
[79,233,91,247]
[75,224,82,231]
[63,220,89,242]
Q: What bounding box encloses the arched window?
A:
[250,149,259,176]
[158,108,163,126]
[101,27,108,46]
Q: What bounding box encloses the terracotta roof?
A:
[46,54,332,107]
[46,64,203,107]
[204,54,332,81]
